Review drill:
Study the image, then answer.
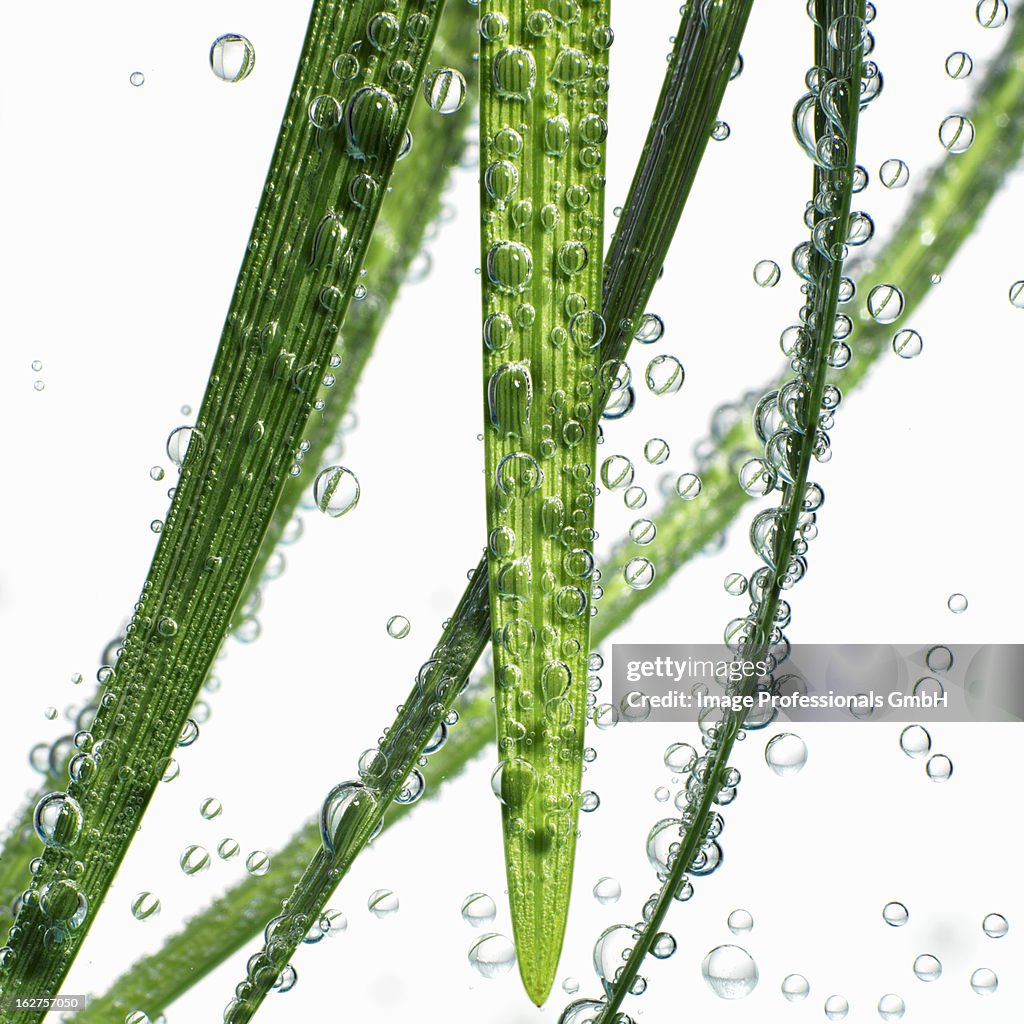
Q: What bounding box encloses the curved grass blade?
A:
[599,4,1024,638]
[477,1,612,1005]
[583,1,871,1018]
[0,5,478,944]
[219,567,492,1023]
[70,22,1024,1014]
[0,1,449,1013]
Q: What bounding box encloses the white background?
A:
[0,1,1022,1022]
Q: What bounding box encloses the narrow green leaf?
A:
[0,3,478,944]
[586,2,870,1019]
[0,0,448,1013]
[477,2,612,1004]
[218,568,492,1024]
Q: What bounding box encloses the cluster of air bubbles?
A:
[30,359,45,391]
[210,34,256,83]
[897,722,953,781]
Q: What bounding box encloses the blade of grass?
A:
[218,568,492,1023]
[584,1,871,1018]
[0,1,450,1014]
[0,2,478,942]
[477,1,612,1005]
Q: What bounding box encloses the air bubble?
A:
[982,913,1008,938]
[487,240,534,293]
[867,284,905,324]
[765,733,807,775]
[939,115,975,154]
[131,891,161,922]
[782,974,810,1001]
[624,557,655,590]
[824,994,850,1020]
[387,615,410,639]
[879,159,910,189]
[592,877,621,905]
[34,793,83,849]
[423,67,467,114]
[210,34,256,83]
[970,968,998,995]
[976,0,1008,28]
[913,953,942,981]
[926,753,953,781]
[878,994,905,1021]
[945,51,973,79]
[468,933,516,978]
[200,797,223,820]
[947,592,968,613]
[753,260,781,287]
[313,466,360,518]
[179,844,210,876]
[675,473,702,500]
[166,425,204,468]
[883,901,909,927]
[728,909,754,934]
[899,724,931,758]
[368,889,399,918]
[461,892,497,927]
[701,944,758,999]
[892,329,922,359]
